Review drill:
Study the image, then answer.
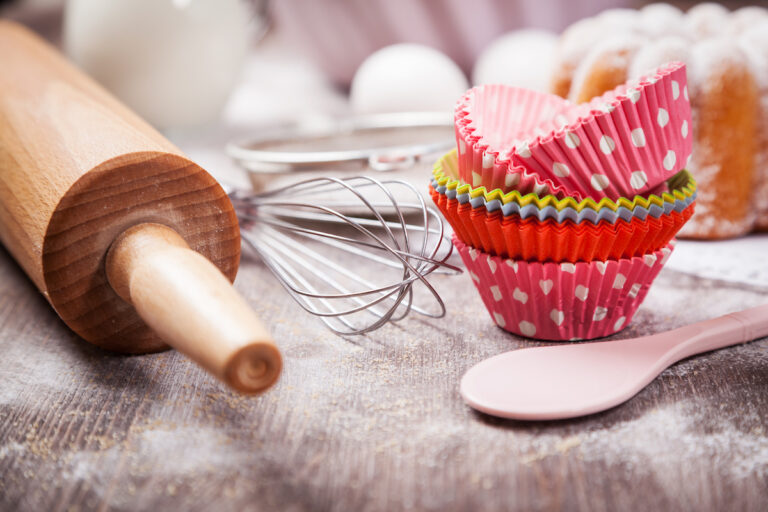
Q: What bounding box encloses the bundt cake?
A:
[551,3,768,239]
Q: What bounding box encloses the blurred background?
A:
[1,0,767,242]
[0,0,761,123]
[1,0,762,120]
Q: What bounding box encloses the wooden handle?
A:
[106,223,282,393]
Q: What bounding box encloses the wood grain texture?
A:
[0,21,242,352]
[42,151,241,353]
[106,223,281,393]
[0,238,766,512]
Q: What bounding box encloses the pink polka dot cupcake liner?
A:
[455,62,692,201]
[454,236,673,341]
[454,89,573,199]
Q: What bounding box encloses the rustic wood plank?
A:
[1,232,766,511]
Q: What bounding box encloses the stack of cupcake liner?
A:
[430,151,696,261]
[434,62,696,340]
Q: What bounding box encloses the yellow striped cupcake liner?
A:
[432,150,696,213]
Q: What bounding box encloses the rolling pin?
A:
[0,21,281,393]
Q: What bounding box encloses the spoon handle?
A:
[660,304,768,364]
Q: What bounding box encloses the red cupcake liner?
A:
[430,184,693,262]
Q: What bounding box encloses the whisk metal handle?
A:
[106,223,282,393]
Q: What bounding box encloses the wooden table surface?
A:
[1,222,767,512]
[1,22,767,512]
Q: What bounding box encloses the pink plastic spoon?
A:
[460,304,768,420]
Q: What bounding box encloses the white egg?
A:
[472,30,557,92]
[350,44,468,114]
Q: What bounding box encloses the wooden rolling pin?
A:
[0,21,281,393]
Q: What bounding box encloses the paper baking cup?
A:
[455,62,692,200]
[434,177,695,224]
[454,89,572,198]
[455,237,672,340]
[432,187,692,261]
[433,150,696,221]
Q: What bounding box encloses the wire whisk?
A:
[228,176,459,335]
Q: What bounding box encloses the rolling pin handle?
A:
[106,223,282,393]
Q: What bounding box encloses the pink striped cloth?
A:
[270,0,630,86]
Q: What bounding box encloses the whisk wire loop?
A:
[230,176,456,335]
